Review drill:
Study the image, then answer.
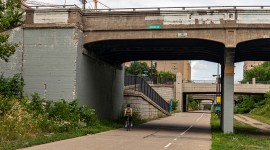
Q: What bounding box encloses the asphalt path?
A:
[22,111,211,150]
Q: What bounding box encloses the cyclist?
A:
[124,104,133,127]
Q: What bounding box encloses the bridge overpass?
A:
[2,5,270,133]
[183,82,270,94]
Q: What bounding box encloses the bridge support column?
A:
[221,48,235,134]
[176,72,183,112]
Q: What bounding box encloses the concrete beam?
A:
[175,72,183,111]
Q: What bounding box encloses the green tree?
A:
[187,95,199,111]
[158,71,176,83]
[242,61,270,83]
[125,61,150,76]
[0,0,24,62]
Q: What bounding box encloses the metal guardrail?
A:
[184,80,216,84]
[28,5,79,9]
[125,76,170,112]
[185,80,270,85]
[255,81,270,84]
[86,6,270,12]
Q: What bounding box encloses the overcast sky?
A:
[31,0,270,81]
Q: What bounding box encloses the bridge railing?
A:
[86,6,270,12]
[184,80,216,84]
[28,5,79,9]
[125,76,170,112]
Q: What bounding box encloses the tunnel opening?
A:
[84,38,226,65]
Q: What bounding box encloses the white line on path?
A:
[164,143,172,149]
[196,113,205,122]
[180,125,193,136]
[163,113,205,149]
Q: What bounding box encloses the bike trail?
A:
[21,111,211,150]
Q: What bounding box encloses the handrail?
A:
[125,76,170,112]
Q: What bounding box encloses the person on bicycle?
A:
[124,104,133,127]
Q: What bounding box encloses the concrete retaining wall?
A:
[124,90,169,120]
[151,84,174,102]
[0,27,124,119]
[0,27,23,77]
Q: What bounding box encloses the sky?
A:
[31,0,270,81]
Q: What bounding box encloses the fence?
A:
[125,76,170,112]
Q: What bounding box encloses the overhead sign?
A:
[147,25,161,29]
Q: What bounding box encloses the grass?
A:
[244,114,270,125]
[0,120,123,150]
[0,116,146,150]
[211,113,270,150]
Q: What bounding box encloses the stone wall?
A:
[150,84,174,102]
[123,90,169,120]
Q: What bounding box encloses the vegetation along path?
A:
[234,114,270,133]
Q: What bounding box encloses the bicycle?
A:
[126,115,132,131]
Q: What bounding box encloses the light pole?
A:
[213,74,221,118]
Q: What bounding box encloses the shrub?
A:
[172,99,178,111]
[0,73,24,98]
[188,96,199,111]
[0,97,39,141]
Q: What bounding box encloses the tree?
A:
[187,95,199,111]
[242,61,270,83]
[125,61,150,76]
[236,61,269,114]
[158,71,176,84]
[0,0,24,62]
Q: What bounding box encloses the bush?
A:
[188,96,199,111]
[0,73,24,98]
[234,95,264,114]
[172,99,178,111]
[0,97,39,141]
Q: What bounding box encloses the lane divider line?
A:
[196,113,205,122]
[164,143,172,149]
[163,113,205,149]
[180,125,193,136]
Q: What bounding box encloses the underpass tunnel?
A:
[235,38,270,62]
[84,38,226,65]
[83,38,236,132]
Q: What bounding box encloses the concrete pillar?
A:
[222,48,235,133]
[175,72,183,111]
[68,8,82,24]
[111,65,124,119]
[252,78,256,85]
[25,9,34,24]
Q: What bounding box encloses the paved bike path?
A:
[21,111,211,150]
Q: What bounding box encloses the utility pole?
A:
[93,0,98,9]
[79,0,86,10]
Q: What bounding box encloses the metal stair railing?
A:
[125,75,170,112]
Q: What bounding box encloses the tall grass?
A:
[211,113,270,150]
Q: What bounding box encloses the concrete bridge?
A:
[183,82,270,94]
[2,5,270,133]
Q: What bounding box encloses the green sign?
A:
[147,25,161,29]
[215,106,221,111]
